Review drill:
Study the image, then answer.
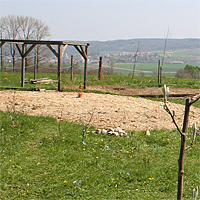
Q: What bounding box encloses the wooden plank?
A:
[0,39,89,46]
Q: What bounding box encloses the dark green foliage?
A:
[185,64,200,79]
[176,64,200,79]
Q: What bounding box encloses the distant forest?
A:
[66,38,200,54]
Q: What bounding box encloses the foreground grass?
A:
[1,111,200,199]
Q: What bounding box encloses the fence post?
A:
[158,59,161,84]
[98,56,102,81]
[71,55,73,81]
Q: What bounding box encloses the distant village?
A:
[49,51,183,65]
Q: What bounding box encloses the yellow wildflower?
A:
[149,178,154,181]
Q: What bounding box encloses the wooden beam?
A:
[80,45,87,59]
[0,39,89,46]
[74,45,84,57]
[60,44,67,57]
[46,44,58,57]
[16,43,23,57]
[0,41,5,48]
[24,44,36,57]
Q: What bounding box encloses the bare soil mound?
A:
[0,89,199,131]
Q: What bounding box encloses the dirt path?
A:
[0,89,199,131]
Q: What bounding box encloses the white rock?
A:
[97,129,102,134]
[113,132,120,136]
[146,130,151,136]
[102,129,107,135]
[115,127,122,132]
[108,131,114,135]
[108,128,115,132]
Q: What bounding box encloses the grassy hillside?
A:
[66,38,200,54]
[1,111,200,199]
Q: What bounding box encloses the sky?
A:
[0,0,200,41]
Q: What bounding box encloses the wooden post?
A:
[71,55,73,81]
[34,52,37,80]
[0,45,3,72]
[177,98,190,200]
[58,44,61,91]
[158,59,160,84]
[21,44,25,87]
[84,45,88,89]
[160,65,162,84]
[98,56,102,81]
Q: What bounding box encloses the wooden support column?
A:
[58,44,61,91]
[84,45,89,89]
[98,56,103,81]
[21,44,25,87]
[71,55,73,81]
[16,43,36,87]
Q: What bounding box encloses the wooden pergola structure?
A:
[0,39,90,91]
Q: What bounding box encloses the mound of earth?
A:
[0,89,199,131]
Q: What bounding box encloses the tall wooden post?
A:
[0,45,3,72]
[158,59,161,84]
[98,56,102,81]
[84,45,88,89]
[34,52,37,80]
[71,55,73,81]
[58,44,61,91]
[21,44,25,87]
[0,32,3,72]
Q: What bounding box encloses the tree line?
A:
[0,15,51,71]
[175,64,200,79]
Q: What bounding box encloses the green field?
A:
[1,72,200,90]
[1,70,200,199]
[1,111,200,199]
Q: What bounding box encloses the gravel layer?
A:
[0,90,199,131]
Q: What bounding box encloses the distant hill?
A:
[66,38,200,54]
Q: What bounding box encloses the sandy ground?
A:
[0,88,199,131]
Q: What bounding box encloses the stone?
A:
[102,129,107,135]
[146,130,151,136]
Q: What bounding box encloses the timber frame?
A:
[0,39,90,91]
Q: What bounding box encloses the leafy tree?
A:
[184,64,200,79]
[175,65,200,79]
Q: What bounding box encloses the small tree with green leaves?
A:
[162,85,199,200]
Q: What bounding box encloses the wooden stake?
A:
[98,56,102,81]
[71,55,73,81]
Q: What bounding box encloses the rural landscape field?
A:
[1,70,200,199]
[0,34,200,200]
[1,0,200,199]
